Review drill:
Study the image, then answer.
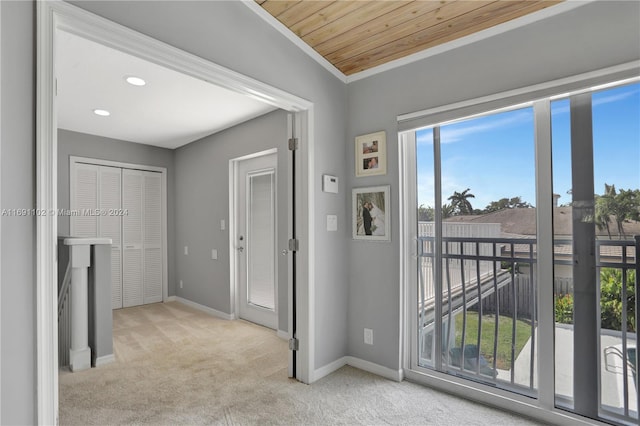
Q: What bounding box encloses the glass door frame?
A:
[398,63,640,425]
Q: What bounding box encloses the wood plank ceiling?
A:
[256,0,563,76]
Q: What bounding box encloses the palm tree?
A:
[448,188,475,215]
[611,188,640,239]
[595,184,616,239]
[441,203,454,219]
[595,184,640,239]
[595,194,613,239]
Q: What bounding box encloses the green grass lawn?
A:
[454,312,532,370]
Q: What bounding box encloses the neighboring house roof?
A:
[445,207,640,238]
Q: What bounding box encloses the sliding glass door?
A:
[551,82,640,423]
[407,79,639,425]
[416,105,538,395]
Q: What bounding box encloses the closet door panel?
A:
[144,248,162,303]
[71,164,98,237]
[99,166,123,309]
[122,249,143,307]
[122,169,144,307]
[144,172,162,246]
[99,166,121,242]
[143,172,163,303]
[110,248,123,309]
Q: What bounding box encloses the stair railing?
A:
[58,261,72,367]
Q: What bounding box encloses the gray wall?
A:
[57,129,177,296]
[174,110,289,331]
[346,1,640,371]
[1,1,36,424]
[3,1,347,420]
[68,0,349,371]
[6,0,637,422]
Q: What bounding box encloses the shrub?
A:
[554,269,636,331]
[555,293,574,324]
[600,268,636,332]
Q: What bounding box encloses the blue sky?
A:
[416,81,640,210]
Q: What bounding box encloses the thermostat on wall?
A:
[323,175,339,193]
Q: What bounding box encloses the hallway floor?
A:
[59,301,544,425]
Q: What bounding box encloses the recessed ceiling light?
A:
[125,76,146,86]
[93,109,111,117]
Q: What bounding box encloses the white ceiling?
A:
[56,30,277,149]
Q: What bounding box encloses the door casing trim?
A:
[37,2,315,423]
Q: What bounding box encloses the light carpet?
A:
[59,301,545,425]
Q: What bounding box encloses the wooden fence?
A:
[476,274,574,321]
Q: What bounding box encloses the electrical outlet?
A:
[179,280,183,289]
[364,328,373,345]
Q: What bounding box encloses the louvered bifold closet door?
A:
[99,166,123,309]
[122,169,144,307]
[143,171,163,304]
[71,163,98,237]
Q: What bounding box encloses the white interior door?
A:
[237,153,278,329]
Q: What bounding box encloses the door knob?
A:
[281,249,288,256]
[237,246,244,253]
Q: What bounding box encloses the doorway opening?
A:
[36,2,314,423]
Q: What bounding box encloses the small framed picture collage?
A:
[354,131,386,178]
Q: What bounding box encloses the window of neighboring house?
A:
[403,79,639,426]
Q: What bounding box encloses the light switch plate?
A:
[326,215,338,231]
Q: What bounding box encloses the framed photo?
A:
[352,185,390,241]
[355,131,386,177]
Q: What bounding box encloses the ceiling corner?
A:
[240,0,348,84]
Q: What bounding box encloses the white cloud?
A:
[416,110,533,145]
[416,130,433,146]
[593,87,638,107]
[551,85,638,117]
[440,110,532,144]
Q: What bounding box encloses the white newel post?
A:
[67,242,91,372]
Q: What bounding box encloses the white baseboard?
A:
[165,295,177,302]
[95,354,115,367]
[277,330,289,340]
[314,356,347,381]
[345,356,403,382]
[313,356,403,383]
[175,297,234,320]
